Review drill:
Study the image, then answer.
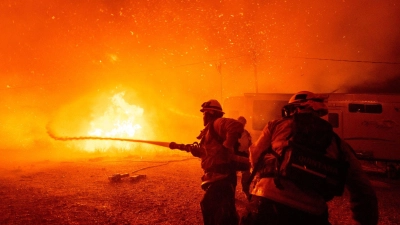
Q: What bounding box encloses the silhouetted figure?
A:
[241,91,378,225]
[191,99,244,225]
[237,116,252,201]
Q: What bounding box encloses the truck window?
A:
[348,103,365,113]
[365,104,382,113]
[253,100,287,131]
[348,103,382,114]
[328,113,339,128]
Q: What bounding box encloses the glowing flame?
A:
[83,92,144,152]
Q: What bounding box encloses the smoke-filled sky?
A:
[1,0,400,161]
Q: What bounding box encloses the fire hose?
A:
[47,128,249,171]
[47,128,203,182]
[46,127,201,152]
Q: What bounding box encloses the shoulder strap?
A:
[208,119,246,157]
[246,119,288,186]
[246,146,272,187]
[333,132,349,160]
[208,120,224,144]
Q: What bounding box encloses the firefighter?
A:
[193,99,244,225]
[241,91,378,225]
[237,116,252,200]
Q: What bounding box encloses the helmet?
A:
[237,116,247,125]
[200,99,224,114]
[287,91,328,117]
[289,91,323,104]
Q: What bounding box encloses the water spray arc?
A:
[46,125,249,172]
[46,125,200,152]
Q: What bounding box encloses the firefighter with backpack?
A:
[193,99,249,225]
[241,91,378,225]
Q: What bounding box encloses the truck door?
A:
[324,110,343,138]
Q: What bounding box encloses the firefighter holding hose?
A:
[46,99,248,225]
[191,99,245,225]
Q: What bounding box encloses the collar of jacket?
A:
[196,120,214,140]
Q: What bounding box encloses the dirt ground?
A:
[0,154,399,225]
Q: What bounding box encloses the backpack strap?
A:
[333,132,349,161]
[246,119,291,188]
[207,120,224,144]
[246,145,272,187]
[197,120,221,147]
[208,119,245,157]
[271,131,293,190]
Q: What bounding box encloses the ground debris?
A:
[0,157,398,224]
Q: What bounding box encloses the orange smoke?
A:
[1,1,400,163]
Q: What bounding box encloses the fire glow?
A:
[1,1,400,164]
[81,92,145,152]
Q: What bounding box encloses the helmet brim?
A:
[200,108,225,114]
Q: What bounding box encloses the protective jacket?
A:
[194,117,244,185]
[249,116,378,224]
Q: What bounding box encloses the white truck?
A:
[223,93,400,177]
